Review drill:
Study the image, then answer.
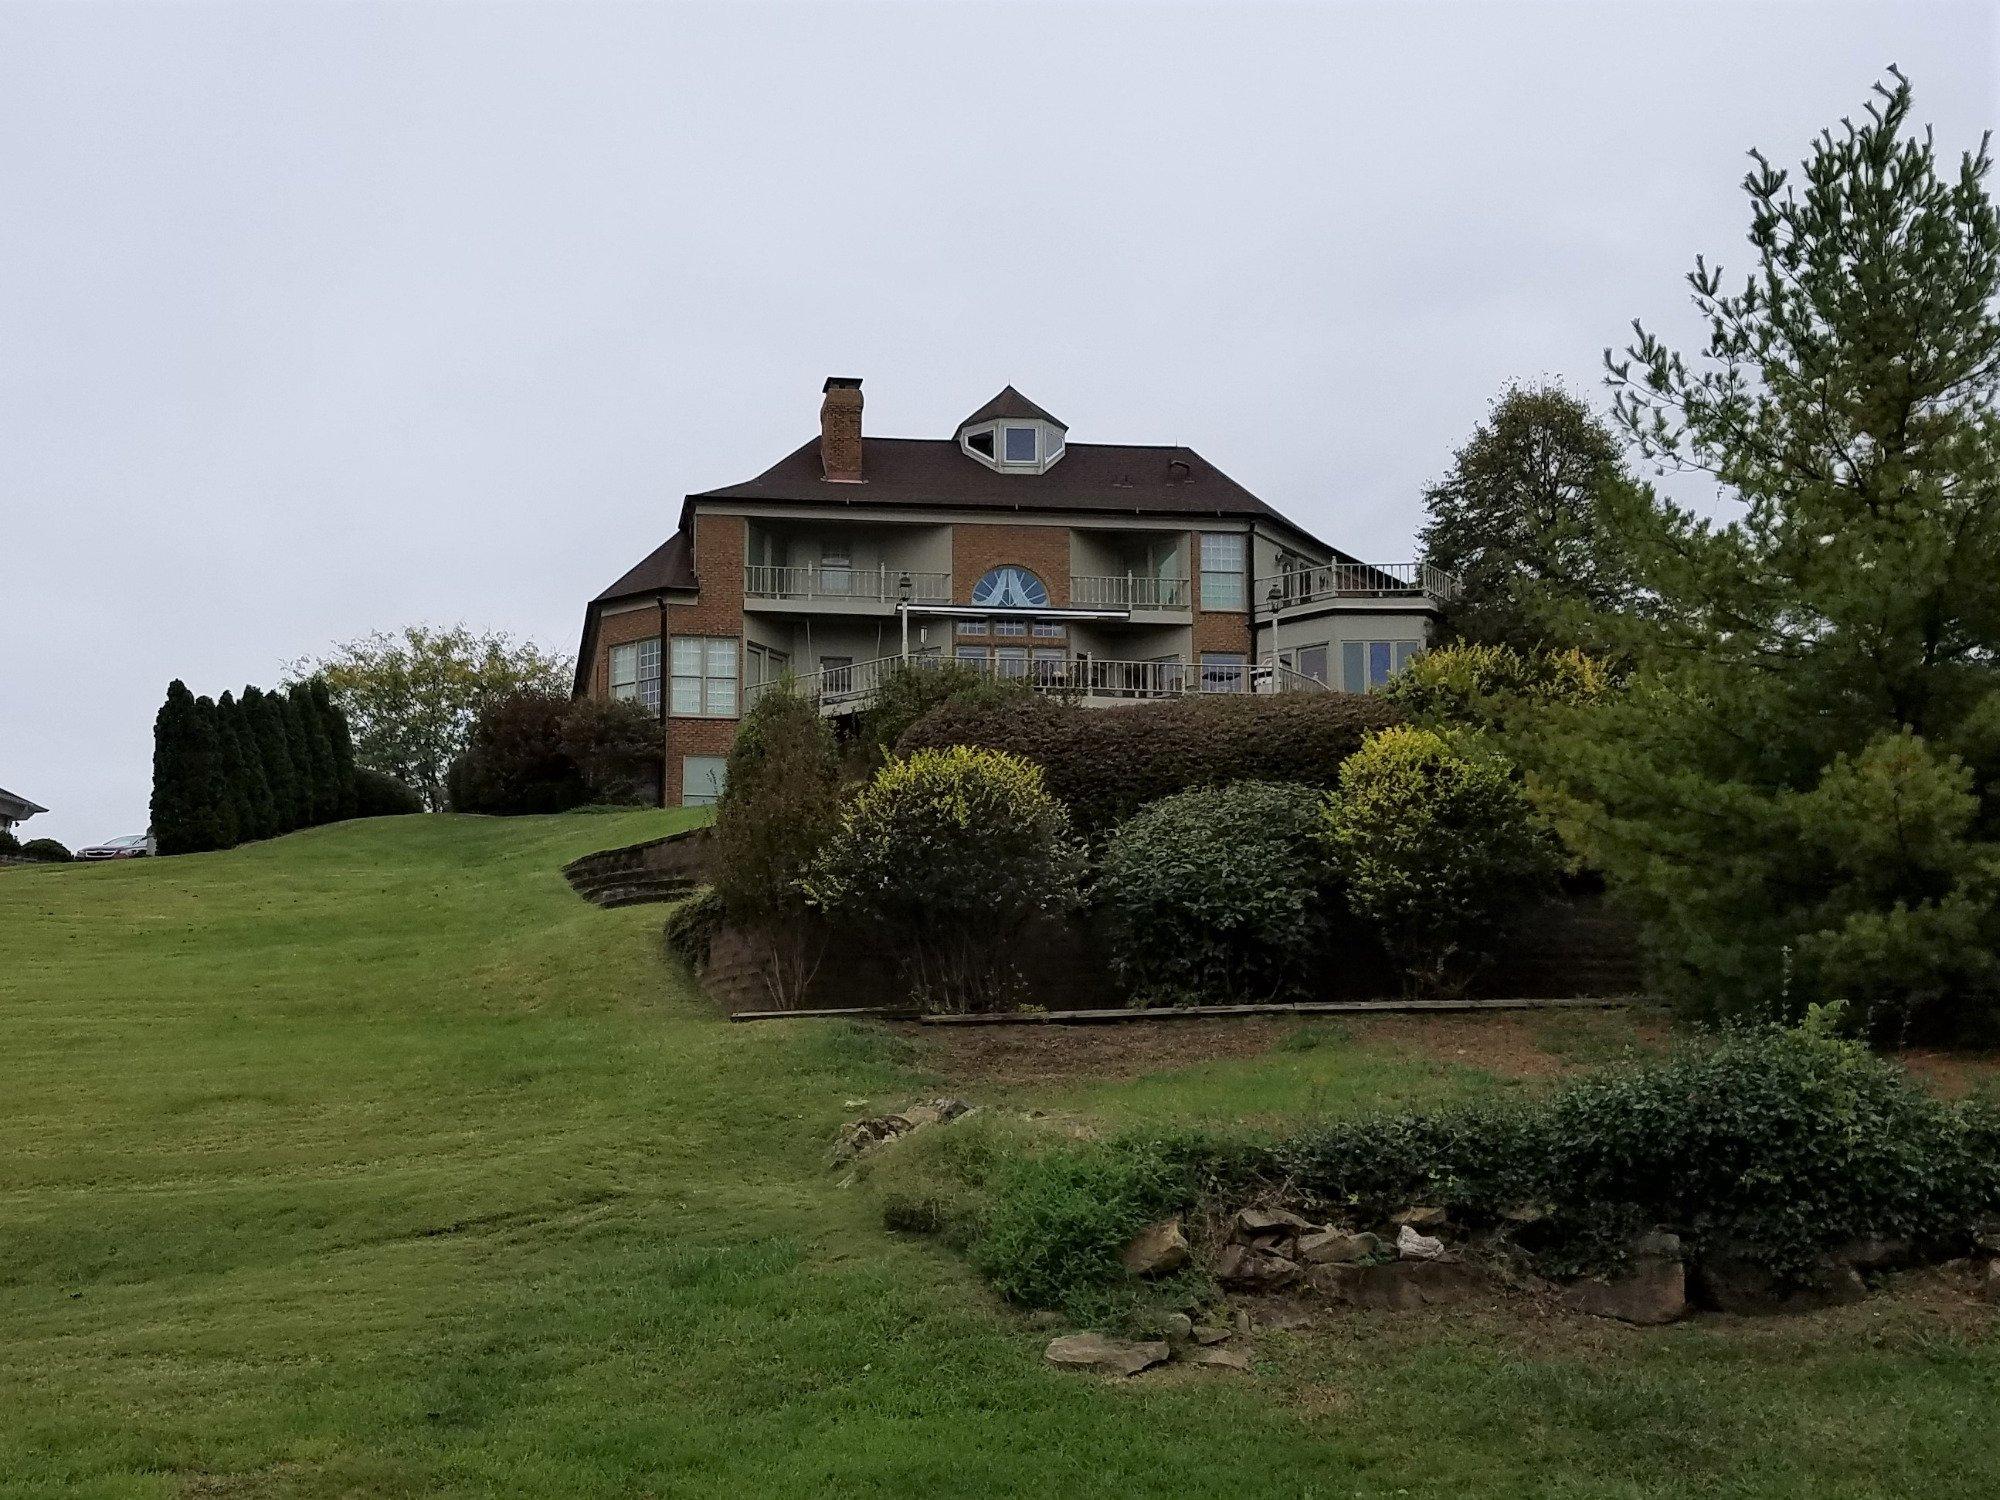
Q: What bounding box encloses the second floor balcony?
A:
[1256,561,1461,611]
[743,564,953,609]
[1069,573,1192,610]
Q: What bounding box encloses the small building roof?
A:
[955,385,1066,433]
[0,785,49,820]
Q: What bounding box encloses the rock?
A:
[1044,1333,1170,1377]
[1234,1308,1254,1336]
[1502,1203,1551,1225]
[1192,1324,1231,1346]
[1972,1218,2000,1255]
[1160,1312,1194,1344]
[1396,1224,1449,1262]
[1315,1259,1483,1310]
[1692,1249,1868,1315]
[1562,1259,1687,1326]
[1982,1258,2000,1302]
[1298,1229,1381,1265]
[1216,1243,1301,1291]
[1187,1347,1253,1372]
[1391,1206,1448,1230]
[1833,1235,1912,1272]
[1120,1218,1192,1277]
[1235,1206,1317,1237]
[827,1097,973,1164]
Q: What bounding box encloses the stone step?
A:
[572,875,704,909]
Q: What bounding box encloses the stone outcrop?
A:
[1044,1333,1170,1377]
[1120,1219,1192,1277]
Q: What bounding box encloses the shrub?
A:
[352,766,425,817]
[446,693,588,814]
[20,838,72,862]
[1324,726,1559,996]
[663,886,725,971]
[1382,641,1613,730]
[559,697,662,805]
[1098,781,1340,1003]
[851,660,1034,774]
[898,691,1402,833]
[0,828,17,855]
[803,746,1085,1011]
[713,688,842,1006]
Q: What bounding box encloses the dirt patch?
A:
[905,1007,1671,1091]
[1895,1048,2000,1099]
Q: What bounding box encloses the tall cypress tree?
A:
[222,691,279,841]
[150,680,203,854]
[285,684,333,825]
[244,686,304,833]
[309,677,359,820]
[192,695,240,851]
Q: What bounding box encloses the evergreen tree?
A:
[222,691,279,841]
[310,677,360,820]
[1418,382,1639,650]
[1549,71,2000,1043]
[244,686,304,833]
[287,682,336,825]
[150,680,205,854]
[193,695,241,850]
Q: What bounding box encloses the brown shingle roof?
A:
[956,385,1066,432]
[592,530,695,603]
[689,436,1322,545]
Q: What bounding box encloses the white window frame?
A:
[1200,532,1246,611]
[1340,639,1424,691]
[670,636,740,717]
[609,637,661,711]
[1002,425,1038,463]
[991,619,1028,637]
[1031,621,1066,638]
[955,619,989,637]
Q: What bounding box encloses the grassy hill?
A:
[2,815,1996,1497]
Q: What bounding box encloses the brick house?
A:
[574,379,1455,806]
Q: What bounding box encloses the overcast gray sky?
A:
[3,2,1995,848]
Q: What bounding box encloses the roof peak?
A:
[956,385,1066,434]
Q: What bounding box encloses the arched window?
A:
[970,566,1049,608]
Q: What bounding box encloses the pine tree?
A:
[310,677,359,820]
[192,695,241,851]
[150,680,204,854]
[1553,71,2000,1043]
[286,683,335,825]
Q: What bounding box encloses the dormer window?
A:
[954,386,1068,474]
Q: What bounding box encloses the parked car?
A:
[77,834,153,860]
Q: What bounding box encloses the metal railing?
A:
[1255,560,1461,609]
[748,651,1334,715]
[742,565,953,604]
[1069,574,1193,609]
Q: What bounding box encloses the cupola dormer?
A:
[955,385,1068,474]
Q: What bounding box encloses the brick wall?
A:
[1190,527,1253,656]
[951,522,1072,606]
[664,514,747,805]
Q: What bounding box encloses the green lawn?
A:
[3,816,1996,1497]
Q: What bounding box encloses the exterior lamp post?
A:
[897,572,913,662]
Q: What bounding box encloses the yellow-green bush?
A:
[1323,726,1559,996]
[803,746,1084,1011]
[1383,641,1612,729]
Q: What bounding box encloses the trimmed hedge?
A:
[897,691,1402,832]
[353,766,424,817]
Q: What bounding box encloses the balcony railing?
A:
[743,565,953,605]
[746,651,1331,715]
[1069,574,1192,609]
[1256,561,1461,609]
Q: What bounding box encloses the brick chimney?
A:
[819,376,864,482]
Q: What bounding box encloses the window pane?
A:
[671,676,703,715]
[1032,621,1065,638]
[967,429,995,457]
[1393,640,1421,675]
[1299,644,1329,684]
[705,639,737,678]
[1342,642,1366,691]
[1200,533,1245,610]
[682,756,729,807]
[955,619,987,636]
[671,637,703,675]
[991,619,1027,636]
[1003,426,1037,462]
[610,642,636,695]
[995,647,1029,678]
[1369,641,1393,686]
[955,646,988,665]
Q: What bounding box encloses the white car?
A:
[77,834,154,860]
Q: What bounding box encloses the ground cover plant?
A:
[4,816,2000,1496]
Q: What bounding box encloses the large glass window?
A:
[682,756,729,807]
[1340,639,1423,691]
[971,566,1049,608]
[609,637,661,711]
[817,541,852,596]
[670,637,739,716]
[1200,651,1247,693]
[1200,533,1246,610]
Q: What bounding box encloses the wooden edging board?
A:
[729,996,1631,1025]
